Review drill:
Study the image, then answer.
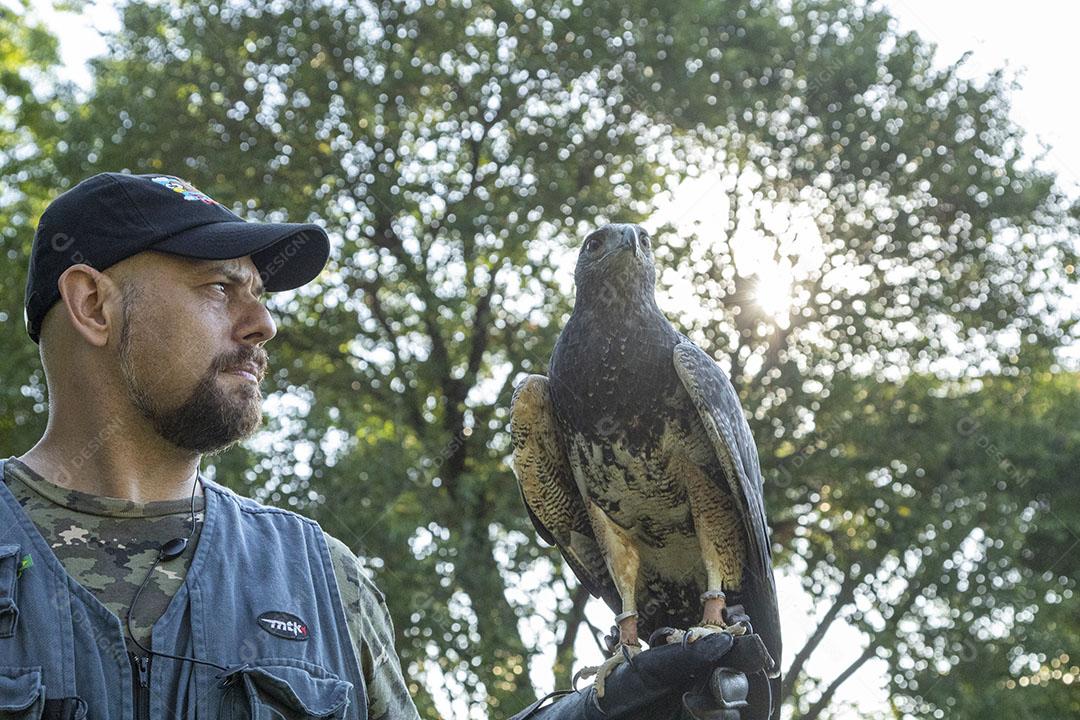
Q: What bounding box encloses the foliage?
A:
[0,1,1076,718]
[776,369,1078,718]
[0,1,63,452]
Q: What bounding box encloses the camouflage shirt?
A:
[3,457,419,720]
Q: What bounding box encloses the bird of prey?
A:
[509,223,781,708]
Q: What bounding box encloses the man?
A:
[0,172,769,719]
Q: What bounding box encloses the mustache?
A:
[212,346,269,381]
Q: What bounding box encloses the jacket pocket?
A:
[0,545,20,639]
[217,659,353,719]
[0,666,43,720]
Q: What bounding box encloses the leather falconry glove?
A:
[508,620,775,720]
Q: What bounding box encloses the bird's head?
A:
[573,223,657,309]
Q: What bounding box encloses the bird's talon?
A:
[682,621,749,644]
[648,626,683,646]
[573,665,598,690]
[656,628,687,646]
[601,626,620,655]
[589,642,642,698]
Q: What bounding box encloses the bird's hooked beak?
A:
[624,227,645,263]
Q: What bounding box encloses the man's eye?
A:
[211,282,228,294]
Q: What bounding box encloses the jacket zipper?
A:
[130,652,151,720]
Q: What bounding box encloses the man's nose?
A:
[237,300,277,346]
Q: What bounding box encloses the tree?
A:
[0,2,64,452]
[2,0,1076,717]
[771,369,1079,719]
[629,1,1078,716]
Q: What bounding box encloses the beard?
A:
[118,290,268,454]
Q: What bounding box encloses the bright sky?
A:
[888,0,1080,194]
[30,0,1080,196]
[23,1,1078,717]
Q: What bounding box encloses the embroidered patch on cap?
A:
[257,611,310,641]
[150,175,221,206]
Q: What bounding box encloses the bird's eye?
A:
[640,233,651,248]
[585,236,601,253]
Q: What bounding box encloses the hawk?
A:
[510,223,781,709]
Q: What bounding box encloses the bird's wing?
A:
[673,342,782,672]
[509,375,618,607]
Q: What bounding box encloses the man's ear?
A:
[56,264,125,347]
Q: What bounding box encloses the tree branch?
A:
[355,278,427,434]
[782,572,859,703]
[798,643,876,720]
[793,556,935,719]
[583,615,610,655]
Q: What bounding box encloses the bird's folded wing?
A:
[510,375,618,607]
[673,342,782,675]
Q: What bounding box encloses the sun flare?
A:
[753,262,795,323]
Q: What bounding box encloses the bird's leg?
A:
[676,570,748,644]
[575,503,643,698]
[662,588,747,647]
[611,608,640,648]
[701,588,728,626]
[680,469,748,643]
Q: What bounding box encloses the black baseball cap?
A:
[24,172,331,343]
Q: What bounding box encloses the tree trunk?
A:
[552,585,592,689]
[454,514,532,712]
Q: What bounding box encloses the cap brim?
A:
[151,221,330,291]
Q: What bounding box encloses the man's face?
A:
[115,251,276,454]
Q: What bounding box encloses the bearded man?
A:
[2,172,416,719]
[0,172,768,720]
